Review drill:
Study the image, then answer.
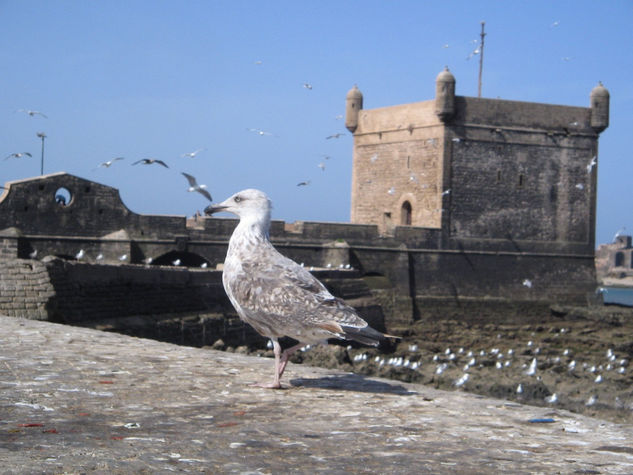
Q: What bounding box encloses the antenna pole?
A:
[478,21,486,98]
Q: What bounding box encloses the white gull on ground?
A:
[205,189,395,388]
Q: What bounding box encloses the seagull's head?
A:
[204,189,272,222]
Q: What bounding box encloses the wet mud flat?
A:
[226,305,633,425]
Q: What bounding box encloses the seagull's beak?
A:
[204,203,228,216]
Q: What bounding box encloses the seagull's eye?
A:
[234,196,241,203]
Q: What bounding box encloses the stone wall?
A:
[0,258,55,319]
[0,257,388,349]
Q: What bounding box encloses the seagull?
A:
[204,189,397,388]
[248,128,274,137]
[326,133,345,139]
[75,249,85,260]
[613,227,626,242]
[297,181,311,187]
[29,250,38,259]
[132,158,169,168]
[586,156,597,173]
[466,47,480,60]
[303,83,313,90]
[16,109,47,118]
[97,157,124,168]
[172,259,181,266]
[119,254,128,262]
[523,279,533,288]
[550,20,560,28]
[317,162,326,171]
[525,357,537,376]
[182,172,212,202]
[442,189,451,196]
[4,152,32,161]
[181,148,206,158]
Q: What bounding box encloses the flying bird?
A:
[4,152,32,161]
[326,133,345,139]
[317,162,326,171]
[204,189,397,388]
[587,156,597,173]
[296,181,311,187]
[303,83,313,90]
[248,128,274,136]
[182,172,212,202]
[181,148,206,158]
[97,157,124,168]
[132,158,169,168]
[16,109,47,118]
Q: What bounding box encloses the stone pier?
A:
[1,315,632,473]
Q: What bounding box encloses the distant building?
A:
[347,69,609,248]
[596,235,633,279]
[0,71,613,325]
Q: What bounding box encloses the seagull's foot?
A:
[249,381,285,390]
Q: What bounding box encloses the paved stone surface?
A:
[1,315,633,474]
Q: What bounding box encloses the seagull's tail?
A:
[340,324,400,347]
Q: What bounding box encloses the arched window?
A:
[401,201,412,225]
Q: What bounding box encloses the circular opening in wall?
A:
[54,187,72,207]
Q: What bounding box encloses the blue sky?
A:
[1,0,631,246]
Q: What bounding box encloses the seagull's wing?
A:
[197,188,213,202]
[230,248,373,342]
[155,160,169,168]
[131,159,143,165]
[181,172,197,187]
[24,152,32,157]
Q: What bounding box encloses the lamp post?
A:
[36,132,46,175]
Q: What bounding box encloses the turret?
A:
[590,81,609,132]
[435,67,456,122]
[345,85,363,133]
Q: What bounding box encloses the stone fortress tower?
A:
[346,69,609,252]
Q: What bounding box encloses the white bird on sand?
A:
[4,152,32,161]
[204,189,397,388]
[182,172,212,202]
[525,357,537,376]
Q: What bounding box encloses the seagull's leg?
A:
[277,342,306,380]
[250,338,283,389]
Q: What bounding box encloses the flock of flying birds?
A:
[6,78,348,198]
